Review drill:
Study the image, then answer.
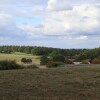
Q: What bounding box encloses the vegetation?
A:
[0,60,22,70]
[1,46,100,65]
[0,67,100,100]
[52,54,65,62]
[40,55,48,65]
[47,61,65,68]
[21,58,32,64]
[0,52,40,64]
[0,46,100,63]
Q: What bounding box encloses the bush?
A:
[47,61,65,68]
[27,59,32,63]
[81,60,90,64]
[27,64,38,69]
[92,59,100,64]
[40,56,48,65]
[21,58,27,63]
[0,60,22,70]
[65,59,73,64]
[21,58,32,64]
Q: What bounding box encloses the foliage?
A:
[21,58,27,63]
[65,59,73,64]
[40,56,48,65]
[0,46,100,62]
[21,58,32,64]
[81,60,90,64]
[52,54,65,62]
[92,58,100,64]
[27,64,38,69]
[47,61,65,68]
[0,60,22,70]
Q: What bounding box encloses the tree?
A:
[52,54,65,62]
[40,56,48,65]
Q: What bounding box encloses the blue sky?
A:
[0,0,100,48]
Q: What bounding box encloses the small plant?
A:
[27,64,38,69]
[47,61,65,68]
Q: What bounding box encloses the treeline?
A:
[0,46,100,62]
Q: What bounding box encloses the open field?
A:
[0,66,100,100]
[0,53,40,65]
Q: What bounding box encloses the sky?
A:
[0,0,100,48]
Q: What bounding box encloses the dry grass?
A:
[0,53,40,65]
[0,66,100,100]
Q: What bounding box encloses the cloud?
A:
[44,4,100,36]
[0,13,27,39]
[0,0,100,48]
[59,35,88,41]
[47,0,100,11]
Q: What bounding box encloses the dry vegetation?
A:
[0,52,40,65]
[0,67,100,100]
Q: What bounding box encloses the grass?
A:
[0,52,40,65]
[0,66,100,100]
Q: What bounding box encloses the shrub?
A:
[65,59,73,64]
[47,61,65,68]
[27,59,32,63]
[27,64,38,69]
[81,60,90,64]
[92,58,100,64]
[40,56,48,65]
[21,58,32,64]
[0,60,22,70]
[21,58,27,63]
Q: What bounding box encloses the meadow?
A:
[0,52,40,65]
[0,66,100,100]
[0,53,100,100]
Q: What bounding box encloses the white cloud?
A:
[44,3,100,36]
[59,35,88,41]
[47,0,100,11]
[75,36,88,40]
[19,23,44,37]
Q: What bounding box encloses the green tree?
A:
[40,56,48,65]
[52,54,65,62]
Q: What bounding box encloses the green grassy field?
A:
[0,52,40,65]
[0,66,100,100]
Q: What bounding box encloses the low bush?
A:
[65,59,73,64]
[27,64,38,69]
[92,59,100,64]
[21,58,27,63]
[0,60,22,70]
[21,58,32,64]
[47,61,65,68]
[81,60,90,64]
